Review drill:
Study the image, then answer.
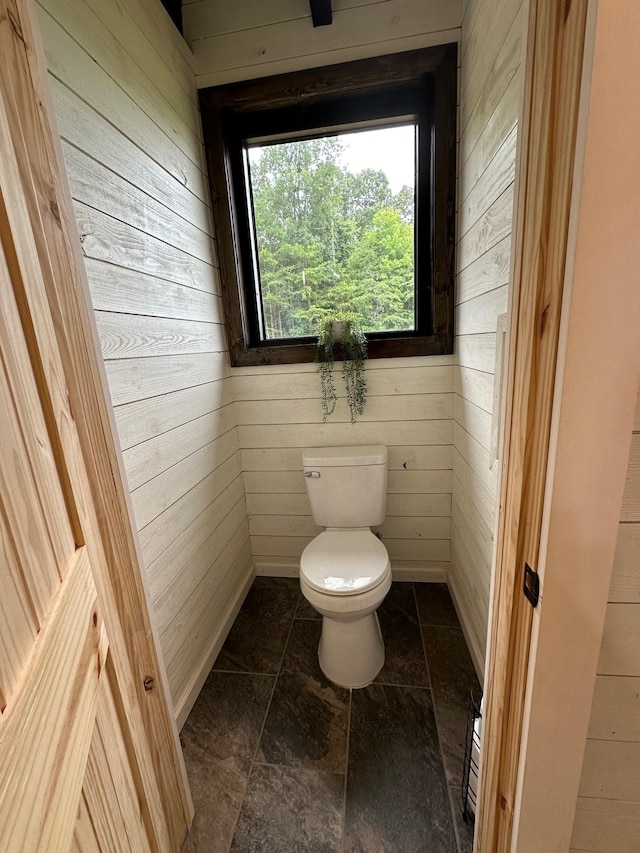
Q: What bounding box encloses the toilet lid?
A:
[300,530,390,595]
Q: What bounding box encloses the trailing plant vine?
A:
[316,316,368,424]
[317,320,337,422]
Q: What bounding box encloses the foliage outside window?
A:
[200,46,456,367]
[248,128,416,340]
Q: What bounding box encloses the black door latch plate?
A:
[523,563,540,608]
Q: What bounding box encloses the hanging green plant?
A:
[316,319,337,422]
[316,315,367,424]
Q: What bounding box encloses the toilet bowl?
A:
[300,446,391,688]
[300,529,391,687]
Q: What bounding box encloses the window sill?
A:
[227,332,453,367]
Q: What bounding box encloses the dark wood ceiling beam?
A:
[309,0,332,27]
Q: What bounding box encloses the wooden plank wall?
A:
[232,359,454,579]
[185,1,463,582]
[184,0,461,87]
[450,0,524,675]
[36,0,253,727]
[571,387,640,852]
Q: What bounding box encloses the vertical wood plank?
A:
[0,0,193,845]
[477,1,589,849]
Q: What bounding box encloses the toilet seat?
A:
[300,529,390,595]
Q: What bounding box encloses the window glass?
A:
[246,125,416,340]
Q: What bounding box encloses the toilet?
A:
[300,445,392,688]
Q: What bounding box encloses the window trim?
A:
[199,45,457,367]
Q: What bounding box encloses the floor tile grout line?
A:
[250,595,300,767]
[213,668,280,677]
[447,782,467,853]
[249,759,347,775]
[340,687,352,853]
[227,594,300,852]
[414,583,463,853]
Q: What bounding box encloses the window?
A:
[200,46,457,366]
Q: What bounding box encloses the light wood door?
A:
[0,0,191,850]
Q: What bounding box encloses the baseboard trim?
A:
[255,559,299,578]
[447,571,485,687]
[255,559,449,583]
[174,561,255,730]
[392,563,449,582]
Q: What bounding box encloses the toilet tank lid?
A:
[302,445,387,467]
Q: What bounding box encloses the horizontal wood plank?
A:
[114,378,234,451]
[621,435,640,522]
[96,312,226,361]
[85,260,221,323]
[232,364,453,401]
[240,445,453,472]
[50,80,210,233]
[460,1,523,136]
[163,523,251,685]
[190,0,460,80]
[37,5,206,199]
[243,468,452,496]
[237,420,451,449]
[459,72,519,193]
[106,352,228,407]
[572,797,640,853]
[155,499,248,634]
[460,0,522,129]
[454,393,493,451]
[457,184,514,270]
[184,0,395,41]
[38,0,203,156]
[588,676,640,742]
[453,421,498,497]
[74,204,216,294]
[62,142,214,264]
[234,394,452,425]
[123,404,236,491]
[130,432,240,530]
[246,491,451,518]
[138,454,244,568]
[578,740,640,802]
[148,474,246,605]
[452,452,496,531]
[81,0,198,115]
[455,365,495,414]
[457,235,512,303]
[598,604,640,676]
[610,524,640,603]
[456,285,509,336]
[459,127,517,234]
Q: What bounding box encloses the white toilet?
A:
[300,445,392,688]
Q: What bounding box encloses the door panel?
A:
[0,549,107,851]
[79,661,154,853]
[0,0,192,849]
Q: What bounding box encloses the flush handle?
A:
[304,471,321,478]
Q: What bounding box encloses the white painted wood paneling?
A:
[236,359,454,577]
[38,0,251,723]
[450,0,524,676]
[572,389,640,850]
[186,0,462,88]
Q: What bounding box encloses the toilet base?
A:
[318,611,385,689]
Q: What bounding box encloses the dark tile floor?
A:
[181,578,480,853]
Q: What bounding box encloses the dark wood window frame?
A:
[199,45,457,367]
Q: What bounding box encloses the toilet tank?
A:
[302,445,388,528]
